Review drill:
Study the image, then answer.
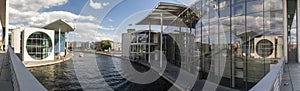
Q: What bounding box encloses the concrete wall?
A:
[122,33,133,57]
[11,27,24,53]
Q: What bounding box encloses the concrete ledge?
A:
[23,54,73,68]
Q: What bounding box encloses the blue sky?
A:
[7,0,195,42]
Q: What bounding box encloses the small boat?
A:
[79,53,84,57]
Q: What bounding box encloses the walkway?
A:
[281,48,300,91]
[281,61,300,91]
[0,51,13,91]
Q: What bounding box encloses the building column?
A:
[4,0,9,51]
[298,0,300,63]
[148,21,151,63]
[283,0,288,63]
[160,13,163,67]
[58,24,61,59]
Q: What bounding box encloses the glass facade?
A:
[54,32,66,54]
[287,0,298,62]
[26,32,52,60]
[162,0,284,90]
[129,30,159,62]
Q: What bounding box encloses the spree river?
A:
[29,52,177,91]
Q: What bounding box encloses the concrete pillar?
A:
[160,13,163,67]
[298,0,300,63]
[283,0,288,63]
[4,0,9,51]
[58,25,61,59]
[148,21,151,63]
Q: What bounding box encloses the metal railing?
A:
[250,57,285,91]
[7,46,47,91]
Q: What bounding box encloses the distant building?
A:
[72,41,94,50]
[112,42,121,51]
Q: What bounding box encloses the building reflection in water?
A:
[122,0,284,90]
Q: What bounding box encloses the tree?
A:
[100,40,111,51]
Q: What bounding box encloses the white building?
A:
[112,42,121,51]
[122,29,135,57]
[11,27,55,61]
[10,19,74,61]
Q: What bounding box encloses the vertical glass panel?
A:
[287,0,298,63]
[231,14,246,90]
[231,1,245,16]
[247,0,263,13]
[246,12,265,89]
[232,0,245,4]
[264,0,283,11]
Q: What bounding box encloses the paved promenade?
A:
[281,48,300,91]
[281,61,300,91]
[0,51,12,91]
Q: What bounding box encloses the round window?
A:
[26,32,52,60]
[256,39,273,57]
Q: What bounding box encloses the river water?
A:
[29,52,176,91]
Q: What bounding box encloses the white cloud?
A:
[103,2,110,6]
[108,18,114,22]
[10,0,68,12]
[9,0,117,42]
[66,22,118,42]
[89,0,110,9]
[73,22,114,31]
[76,22,118,41]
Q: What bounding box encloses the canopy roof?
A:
[0,0,8,28]
[132,30,159,34]
[136,2,199,28]
[43,19,74,32]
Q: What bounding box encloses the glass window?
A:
[264,0,283,11]
[26,32,52,60]
[247,0,263,13]
[232,1,245,16]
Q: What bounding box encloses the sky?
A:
[6,0,198,42]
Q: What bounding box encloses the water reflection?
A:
[29,52,176,91]
[28,59,82,91]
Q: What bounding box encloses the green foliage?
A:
[100,40,111,51]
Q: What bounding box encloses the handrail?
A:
[250,57,285,91]
[7,46,47,91]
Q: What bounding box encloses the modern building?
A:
[163,31,196,72]
[10,19,74,61]
[120,1,291,90]
[11,27,55,61]
[123,30,160,62]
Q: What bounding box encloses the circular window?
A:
[256,39,273,57]
[26,32,52,60]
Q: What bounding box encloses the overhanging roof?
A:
[43,19,74,32]
[0,0,8,28]
[136,2,199,28]
[132,30,159,34]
